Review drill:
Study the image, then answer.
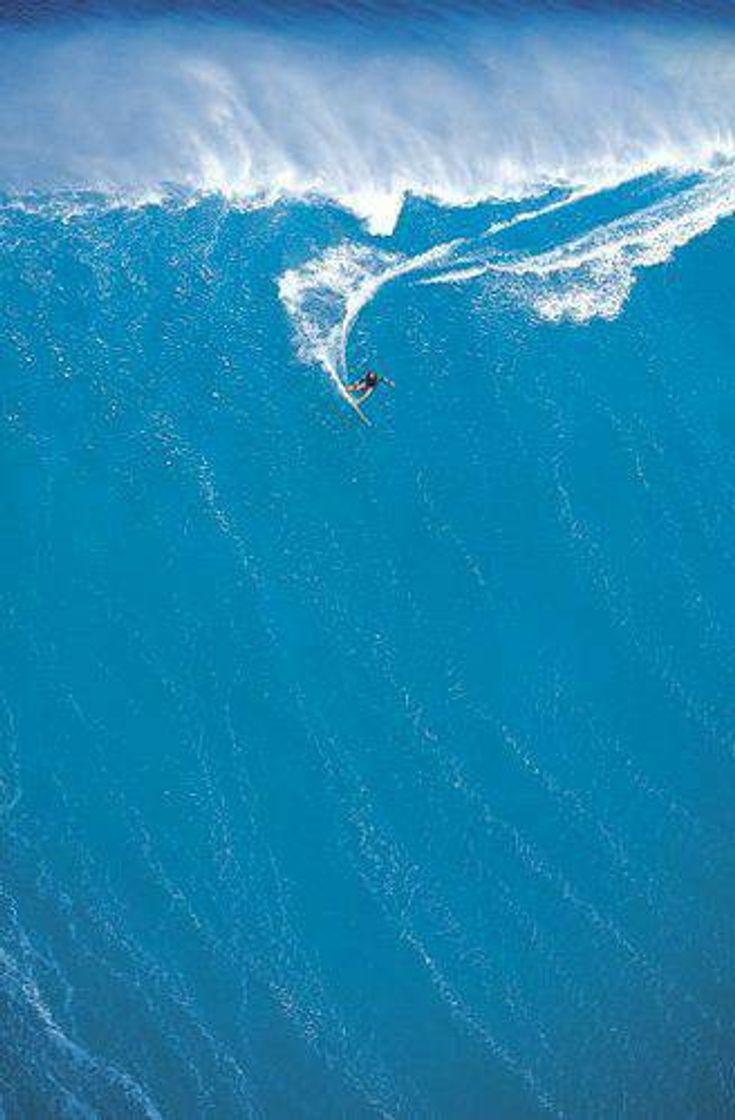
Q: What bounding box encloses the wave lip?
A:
[0,11,734,232]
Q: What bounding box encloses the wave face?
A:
[2,2,735,1118]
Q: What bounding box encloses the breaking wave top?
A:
[0,4,734,233]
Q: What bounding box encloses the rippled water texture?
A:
[1,2,734,1116]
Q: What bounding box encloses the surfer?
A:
[345,370,394,405]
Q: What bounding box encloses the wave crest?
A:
[0,10,734,232]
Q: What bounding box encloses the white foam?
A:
[1,13,734,233]
[278,165,735,392]
[495,165,735,322]
[278,242,401,381]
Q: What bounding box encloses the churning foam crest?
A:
[0,11,734,232]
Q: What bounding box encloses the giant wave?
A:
[2,4,735,1118]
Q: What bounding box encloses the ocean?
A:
[1,2,734,1116]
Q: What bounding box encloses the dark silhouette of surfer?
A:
[345,370,394,405]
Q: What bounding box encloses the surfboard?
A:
[329,368,372,426]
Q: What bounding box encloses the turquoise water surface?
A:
[1,3,734,1116]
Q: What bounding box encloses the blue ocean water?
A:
[1,3,734,1117]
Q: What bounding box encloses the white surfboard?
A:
[328,367,372,426]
